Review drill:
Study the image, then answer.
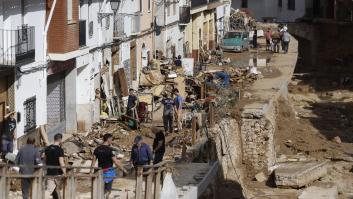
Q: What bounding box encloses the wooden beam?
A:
[192,116,197,145]
[135,167,144,199]
[145,168,154,199]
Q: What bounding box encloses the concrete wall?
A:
[211,119,242,179]
[289,22,353,72]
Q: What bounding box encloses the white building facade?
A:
[0,0,47,141]
[155,0,186,58]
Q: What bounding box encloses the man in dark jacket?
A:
[15,137,41,199]
[152,128,165,165]
[131,136,152,167]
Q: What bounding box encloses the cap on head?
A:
[134,135,142,144]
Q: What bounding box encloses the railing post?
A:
[92,170,104,199]
[136,167,144,199]
[64,169,77,199]
[145,168,153,199]
[31,167,44,199]
[192,116,197,145]
[0,165,8,199]
[154,168,162,199]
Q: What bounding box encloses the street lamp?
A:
[110,0,120,13]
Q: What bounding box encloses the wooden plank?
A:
[145,169,153,199]
[40,125,49,146]
[0,166,8,199]
[209,103,215,128]
[117,68,129,97]
[92,170,104,199]
[64,173,77,199]
[154,170,162,199]
[192,116,197,145]
[135,167,144,199]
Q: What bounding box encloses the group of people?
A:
[264,24,291,53]
[15,127,167,199]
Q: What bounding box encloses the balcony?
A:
[79,20,86,47]
[0,26,35,66]
[179,6,191,25]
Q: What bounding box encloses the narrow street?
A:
[1,0,353,199]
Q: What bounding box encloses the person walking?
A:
[271,30,281,53]
[127,89,138,119]
[264,28,272,51]
[131,136,153,167]
[2,111,17,156]
[152,128,165,165]
[44,133,66,199]
[91,133,127,199]
[15,137,41,199]
[252,28,258,48]
[162,93,174,134]
[173,89,183,132]
[282,31,291,53]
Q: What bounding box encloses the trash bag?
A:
[160,172,178,199]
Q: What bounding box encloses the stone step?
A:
[298,182,338,199]
[275,160,329,188]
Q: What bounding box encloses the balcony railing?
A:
[179,6,191,25]
[79,20,86,47]
[191,0,208,9]
[0,25,35,66]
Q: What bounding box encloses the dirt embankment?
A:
[276,77,353,161]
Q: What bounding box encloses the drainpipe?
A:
[43,0,57,62]
[164,0,167,57]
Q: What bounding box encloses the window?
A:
[148,0,151,11]
[241,0,248,8]
[278,0,282,8]
[288,0,295,10]
[140,0,142,12]
[67,0,73,22]
[24,96,36,132]
[89,21,93,37]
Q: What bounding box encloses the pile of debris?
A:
[62,123,139,162]
[229,9,256,31]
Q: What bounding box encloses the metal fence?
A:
[0,26,35,66]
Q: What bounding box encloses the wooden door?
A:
[130,41,137,81]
